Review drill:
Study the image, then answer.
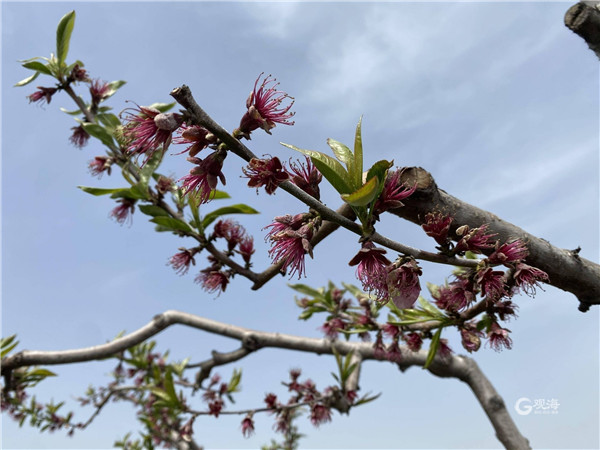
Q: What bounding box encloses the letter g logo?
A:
[515,397,532,415]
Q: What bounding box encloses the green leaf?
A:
[164,370,180,406]
[14,71,40,87]
[149,387,173,403]
[150,217,192,233]
[298,310,314,320]
[60,107,83,115]
[81,123,115,148]
[65,60,84,73]
[96,113,122,130]
[21,61,52,76]
[1,341,18,358]
[139,150,163,187]
[228,369,242,393]
[341,283,368,299]
[353,117,364,189]
[108,186,147,200]
[340,176,379,207]
[426,282,440,299]
[149,101,176,113]
[424,328,442,370]
[354,392,381,407]
[365,159,392,186]
[1,335,17,349]
[138,205,169,217]
[209,190,231,200]
[1,335,18,358]
[78,186,130,196]
[281,143,353,194]
[417,296,445,319]
[26,368,56,378]
[103,80,127,101]
[201,204,259,229]
[128,184,148,200]
[56,10,76,65]
[327,139,353,164]
[172,357,190,377]
[288,283,325,299]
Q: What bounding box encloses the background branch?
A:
[1,310,529,448]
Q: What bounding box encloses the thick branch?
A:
[1,310,528,448]
[565,2,600,59]
[391,167,600,310]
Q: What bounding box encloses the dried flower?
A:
[513,263,549,296]
[173,124,216,157]
[321,317,346,339]
[155,175,175,194]
[382,323,401,339]
[237,236,255,265]
[348,241,391,298]
[487,322,513,352]
[385,340,403,363]
[489,239,529,265]
[455,224,497,254]
[434,278,475,312]
[208,400,224,417]
[88,156,112,178]
[179,150,227,202]
[168,249,196,275]
[242,157,289,194]
[236,73,295,138]
[492,300,519,321]
[265,213,319,278]
[310,403,332,427]
[28,87,57,104]
[89,79,111,105]
[68,64,89,83]
[422,212,453,246]
[212,219,246,251]
[288,156,322,200]
[121,104,182,159]
[373,169,417,215]
[69,124,90,148]
[475,267,507,300]
[460,322,483,353]
[264,393,278,409]
[110,198,135,225]
[195,269,229,295]
[373,332,386,359]
[241,414,255,438]
[404,332,423,352]
[386,258,422,309]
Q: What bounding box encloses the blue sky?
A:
[1,1,599,449]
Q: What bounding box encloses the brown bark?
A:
[392,168,600,311]
[565,2,600,59]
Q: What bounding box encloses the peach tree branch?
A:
[390,167,600,310]
[2,310,529,449]
[169,85,480,270]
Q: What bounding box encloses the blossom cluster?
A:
[349,242,423,309]
[264,212,321,279]
[167,219,255,296]
[243,155,322,199]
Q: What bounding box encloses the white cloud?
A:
[475,139,596,207]
[241,2,301,40]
